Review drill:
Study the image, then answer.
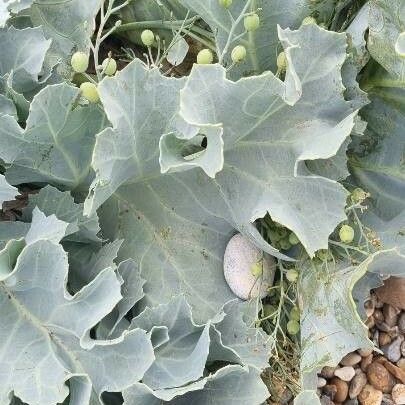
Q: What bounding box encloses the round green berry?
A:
[102,58,117,76]
[351,187,369,204]
[395,32,405,58]
[277,51,287,72]
[231,45,247,63]
[196,49,214,65]
[71,51,89,73]
[286,269,298,283]
[218,0,232,8]
[287,319,300,335]
[339,224,355,244]
[141,29,155,46]
[263,304,277,318]
[244,13,260,32]
[80,82,99,103]
[250,261,263,277]
[288,232,300,246]
[290,306,300,321]
[302,16,317,25]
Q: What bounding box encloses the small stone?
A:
[366,317,376,329]
[361,354,374,372]
[345,400,359,405]
[382,395,395,405]
[392,384,405,404]
[398,313,405,333]
[335,366,356,381]
[380,332,392,347]
[350,371,368,399]
[401,341,405,357]
[324,384,338,400]
[376,278,405,310]
[359,348,374,357]
[367,362,396,393]
[379,358,405,384]
[321,366,337,379]
[342,353,363,367]
[365,299,376,318]
[358,384,383,405]
[359,385,384,405]
[376,321,396,334]
[383,304,400,328]
[374,310,385,322]
[321,396,335,405]
[318,377,327,388]
[331,377,349,402]
[398,359,405,371]
[382,336,404,363]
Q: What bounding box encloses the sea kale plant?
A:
[0,0,404,404]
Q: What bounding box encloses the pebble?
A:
[350,372,368,399]
[321,366,337,379]
[361,354,374,372]
[382,394,395,405]
[342,353,363,367]
[392,384,405,404]
[324,384,338,399]
[335,367,356,382]
[382,337,404,363]
[380,359,405,385]
[384,305,400,328]
[318,377,327,388]
[399,313,405,333]
[365,299,376,318]
[398,359,405,371]
[380,333,393,347]
[358,384,383,405]
[320,395,335,405]
[401,341,405,357]
[359,348,374,357]
[374,310,385,322]
[376,278,405,310]
[346,400,359,405]
[367,362,396,393]
[331,377,349,402]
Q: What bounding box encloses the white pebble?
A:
[334,366,356,381]
[223,233,275,300]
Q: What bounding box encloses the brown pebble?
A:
[376,277,405,310]
[359,348,374,357]
[321,366,337,379]
[392,384,405,404]
[379,332,392,347]
[342,353,363,367]
[366,317,376,329]
[331,377,349,402]
[379,359,405,385]
[324,383,338,400]
[367,362,395,393]
[358,384,383,405]
[398,312,405,333]
[361,354,373,372]
[365,299,376,318]
[383,304,400,328]
[349,371,367,399]
[397,359,405,371]
[374,310,384,322]
[401,341,405,357]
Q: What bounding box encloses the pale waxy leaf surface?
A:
[123,365,269,405]
[0,83,107,190]
[0,174,17,206]
[30,0,102,74]
[368,0,405,79]
[22,185,100,243]
[0,209,154,405]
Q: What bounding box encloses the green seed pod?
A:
[288,232,300,246]
[244,13,260,32]
[263,304,277,317]
[71,51,89,73]
[290,306,300,321]
[102,58,117,76]
[231,45,247,63]
[287,319,300,335]
[218,0,232,8]
[302,16,317,25]
[80,82,99,103]
[277,51,287,72]
[286,269,298,283]
[196,49,214,65]
[395,32,405,58]
[339,224,355,244]
[351,187,369,204]
[141,29,155,46]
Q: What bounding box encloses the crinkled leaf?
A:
[22,185,100,243]
[181,0,309,79]
[0,83,107,190]
[368,0,405,78]
[130,296,211,389]
[30,0,102,74]
[0,174,17,206]
[0,209,154,405]
[123,365,269,405]
[300,256,374,375]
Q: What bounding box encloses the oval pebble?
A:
[223,233,275,300]
[335,366,356,382]
[342,352,362,367]
[358,384,383,405]
[350,371,367,399]
[392,384,405,405]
